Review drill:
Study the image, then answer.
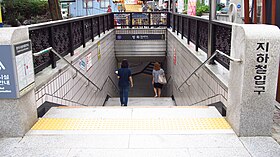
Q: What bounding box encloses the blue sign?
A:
[237,4,241,9]
[0,45,18,98]
[116,34,165,40]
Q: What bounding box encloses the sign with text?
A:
[14,41,35,94]
[116,34,165,40]
[86,52,93,71]
[173,48,176,65]
[187,0,197,16]
[0,45,17,98]
[0,41,35,99]
[98,42,101,60]
[125,0,138,4]
[254,42,270,95]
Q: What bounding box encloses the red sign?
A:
[173,48,176,65]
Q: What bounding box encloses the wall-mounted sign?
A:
[187,0,197,16]
[0,45,17,98]
[86,52,93,71]
[97,42,101,60]
[173,48,176,65]
[116,34,165,40]
[254,42,270,95]
[79,58,86,71]
[0,41,35,99]
[14,41,35,93]
[60,0,76,2]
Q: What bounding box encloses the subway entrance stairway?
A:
[0,97,279,156]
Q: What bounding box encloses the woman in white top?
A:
[152,62,164,97]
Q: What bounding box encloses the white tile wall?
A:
[167,30,229,107]
[35,31,118,107]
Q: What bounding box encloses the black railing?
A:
[113,12,170,28]
[172,13,232,70]
[29,12,232,73]
[29,13,113,74]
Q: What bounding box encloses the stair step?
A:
[105,97,174,106]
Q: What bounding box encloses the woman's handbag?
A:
[158,73,167,84]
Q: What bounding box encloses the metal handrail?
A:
[177,50,242,91]
[166,75,172,84]
[100,76,119,92]
[33,47,101,91]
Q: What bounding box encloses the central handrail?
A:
[177,50,242,91]
[33,47,119,93]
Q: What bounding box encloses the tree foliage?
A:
[1,0,49,26]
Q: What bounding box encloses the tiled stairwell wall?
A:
[166,30,228,107]
[35,30,118,107]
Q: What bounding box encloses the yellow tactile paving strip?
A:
[31,118,231,130]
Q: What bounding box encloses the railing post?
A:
[49,26,56,68]
[209,24,216,64]
[91,18,94,42]
[107,15,109,31]
[177,15,179,35]
[208,0,216,64]
[82,20,86,48]
[98,16,100,37]
[172,14,175,32]
[167,12,171,28]
[103,15,105,34]
[69,22,74,56]
[181,16,184,39]
[130,13,133,28]
[187,18,190,44]
[50,49,56,69]
[195,20,199,51]
[111,13,115,29]
[148,13,151,28]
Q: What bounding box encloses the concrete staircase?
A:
[105,97,174,106]
[142,62,154,75]
[1,98,280,157]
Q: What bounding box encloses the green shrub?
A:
[1,0,49,26]
[196,4,209,16]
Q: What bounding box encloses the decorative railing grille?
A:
[29,12,232,73]
[29,13,113,73]
[172,13,232,69]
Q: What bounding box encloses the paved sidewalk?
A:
[1,105,280,157]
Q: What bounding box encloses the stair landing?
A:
[1,103,280,156]
[105,97,174,106]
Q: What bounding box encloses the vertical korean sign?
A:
[173,48,176,65]
[86,52,93,71]
[254,42,270,95]
[187,0,197,16]
[0,45,17,98]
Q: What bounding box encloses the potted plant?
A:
[196,4,209,16]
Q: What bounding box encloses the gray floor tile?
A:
[0,147,70,157]
[129,134,243,148]
[189,148,251,157]
[240,137,280,157]
[68,148,190,157]
[18,135,130,149]
[44,107,133,118]
[0,138,22,149]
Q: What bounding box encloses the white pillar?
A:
[227,24,280,136]
[0,27,37,137]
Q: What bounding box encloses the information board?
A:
[14,41,35,93]
[0,45,18,98]
[116,34,165,40]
